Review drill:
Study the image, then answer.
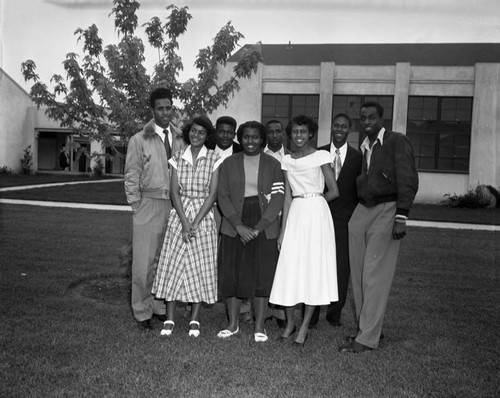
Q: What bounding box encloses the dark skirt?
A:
[219,196,279,298]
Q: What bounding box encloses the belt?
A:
[293,193,324,199]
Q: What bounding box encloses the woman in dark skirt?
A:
[217,121,285,342]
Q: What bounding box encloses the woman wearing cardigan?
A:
[217,121,284,342]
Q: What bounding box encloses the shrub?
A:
[92,153,104,177]
[443,184,498,208]
[20,145,33,174]
[0,166,13,175]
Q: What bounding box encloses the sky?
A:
[1,0,500,94]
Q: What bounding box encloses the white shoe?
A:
[217,326,239,338]
[254,331,268,342]
[188,320,200,337]
[160,320,174,336]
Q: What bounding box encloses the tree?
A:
[21,0,261,151]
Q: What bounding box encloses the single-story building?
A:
[211,43,500,203]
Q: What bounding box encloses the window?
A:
[407,97,472,172]
[332,95,394,148]
[262,94,319,149]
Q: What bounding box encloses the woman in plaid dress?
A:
[152,115,222,338]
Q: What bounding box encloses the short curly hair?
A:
[236,121,267,148]
[149,87,173,108]
[285,115,318,138]
[182,115,216,148]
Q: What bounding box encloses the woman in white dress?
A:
[269,115,339,346]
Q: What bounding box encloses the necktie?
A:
[163,129,172,160]
[334,149,342,180]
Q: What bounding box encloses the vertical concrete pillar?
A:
[470,63,500,188]
[317,62,335,147]
[90,139,105,174]
[393,62,410,134]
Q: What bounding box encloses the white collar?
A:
[155,123,170,137]
[264,145,285,159]
[182,145,208,166]
[360,127,385,153]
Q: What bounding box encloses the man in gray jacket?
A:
[124,88,185,330]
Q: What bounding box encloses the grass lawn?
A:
[1,174,499,225]
[1,204,499,397]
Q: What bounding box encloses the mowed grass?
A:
[1,174,499,224]
[1,204,499,397]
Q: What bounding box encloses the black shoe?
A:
[137,319,152,331]
[345,333,384,343]
[326,318,342,327]
[276,318,287,329]
[292,331,308,348]
[152,313,168,322]
[339,341,373,353]
[277,326,297,342]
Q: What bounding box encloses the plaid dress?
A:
[152,148,219,304]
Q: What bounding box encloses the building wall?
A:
[0,69,33,173]
[215,60,500,203]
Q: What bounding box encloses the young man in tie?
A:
[312,113,362,328]
[124,87,185,330]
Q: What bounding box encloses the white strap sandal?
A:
[160,320,174,336]
[217,326,239,338]
[188,321,200,337]
[254,331,268,342]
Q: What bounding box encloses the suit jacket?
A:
[217,152,284,239]
[318,143,362,223]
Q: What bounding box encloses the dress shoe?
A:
[137,319,152,331]
[326,316,342,327]
[217,326,239,339]
[345,333,384,343]
[339,341,373,353]
[188,320,200,337]
[292,331,309,348]
[152,313,168,322]
[277,326,297,342]
[254,330,268,342]
[160,320,175,336]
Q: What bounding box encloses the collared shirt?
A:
[360,127,386,170]
[264,145,285,161]
[329,141,348,165]
[169,145,223,171]
[154,123,172,147]
[214,145,234,161]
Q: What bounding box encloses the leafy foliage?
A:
[21,0,261,153]
[20,145,33,174]
[443,184,499,208]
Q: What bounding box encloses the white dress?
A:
[269,150,338,306]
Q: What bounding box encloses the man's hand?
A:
[392,220,407,240]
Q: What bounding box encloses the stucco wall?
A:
[0,70,33,172]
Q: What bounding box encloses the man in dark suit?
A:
[310,113,362,328]
[339,101,418,353]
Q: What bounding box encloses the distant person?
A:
[311,113,362,328]
[263,119,291,328]
[124,87,186,331]
[217,121,284,342]
[152,116,221,338]
[59,144,69,171]
[269,115,339,347]
[339,101,418,353]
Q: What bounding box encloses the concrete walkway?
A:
[0,179,498,231]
